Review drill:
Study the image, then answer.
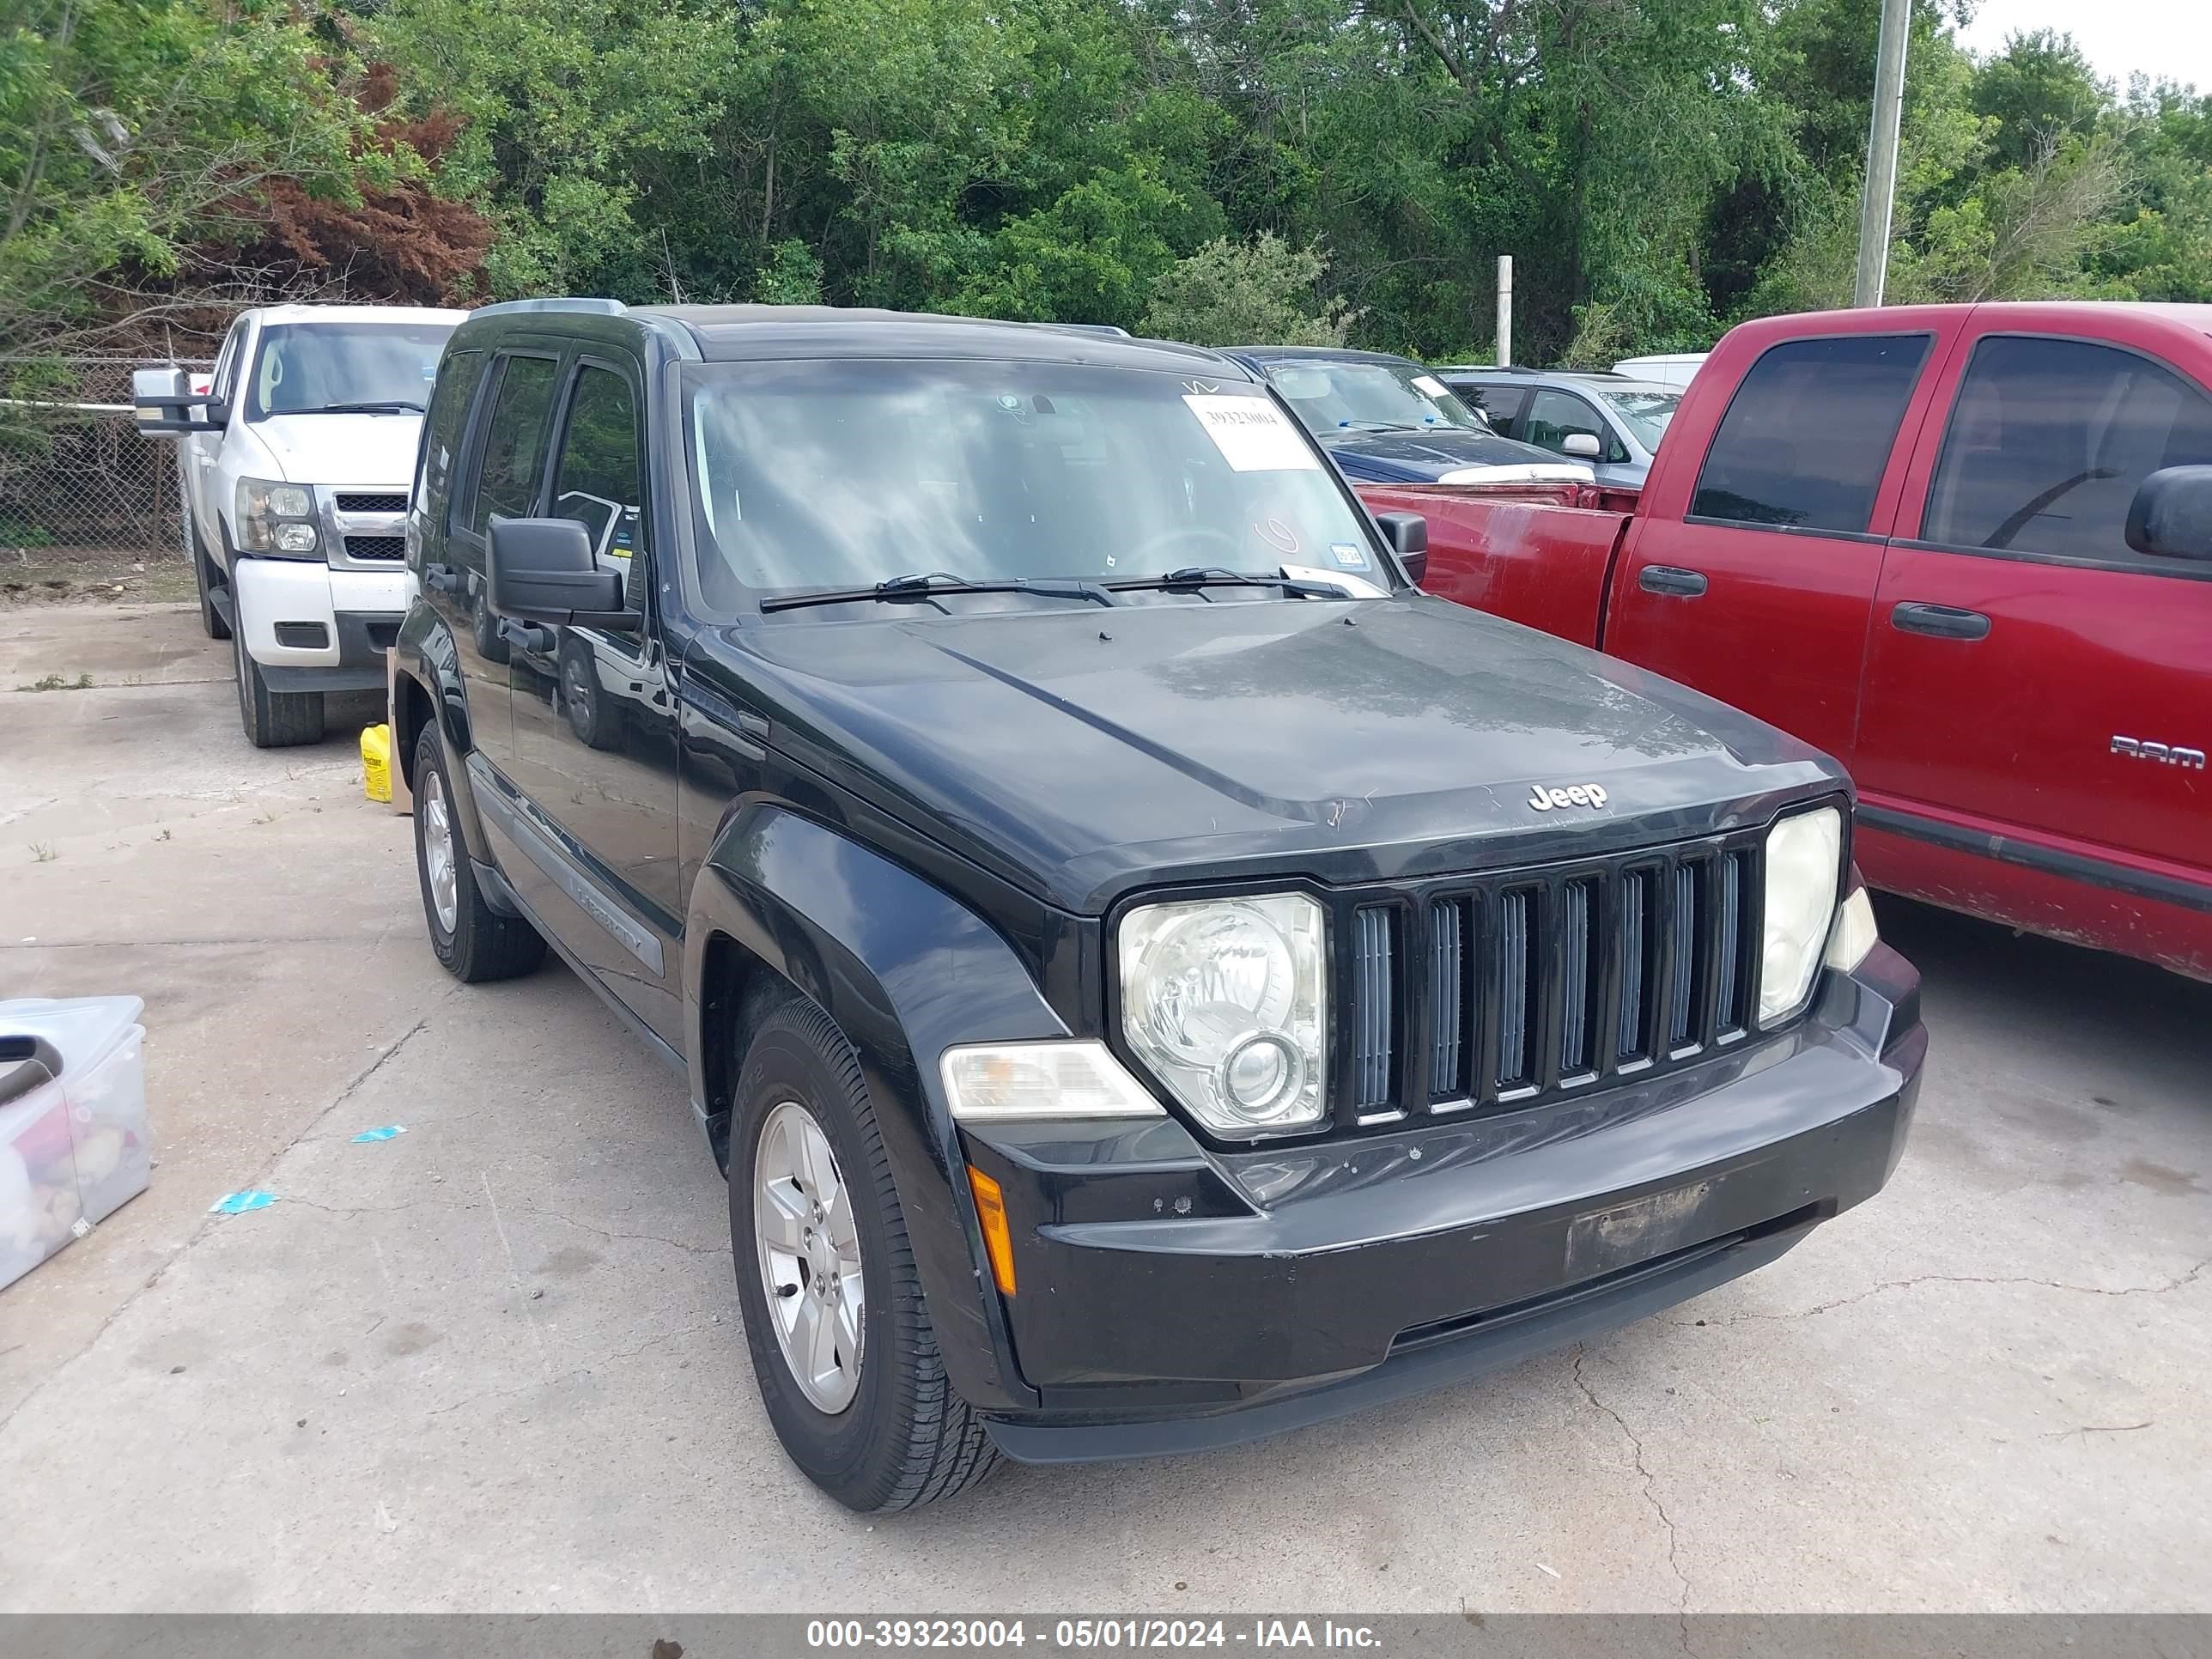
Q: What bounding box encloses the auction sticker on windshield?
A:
[1183,394,1319,472]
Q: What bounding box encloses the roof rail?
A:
[468,297,629,319]
[1046,322,1133,337]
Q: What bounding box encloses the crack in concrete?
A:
[1573,1348,1693,1644]
[1681,1255,2212,1328]
[0,1001,448,1444]
[271,1194,723,1261]
[417,1322,716,1424]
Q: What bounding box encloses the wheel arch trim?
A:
[684,804,1066,1410]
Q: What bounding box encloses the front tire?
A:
[234,623,322,748]
[411,724,545,982]
[729,995,1000,1512]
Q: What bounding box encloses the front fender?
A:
[684,804,1066,1411]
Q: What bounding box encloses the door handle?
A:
[1638,565,1708,598]
[1890,601,1990,641]
[424,562,462,593]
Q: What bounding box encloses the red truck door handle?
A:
[1638,565,1708,598]
[1890,601,1990,641]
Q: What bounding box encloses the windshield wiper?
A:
[1105,566,1352,600]
[1334,419,1427,434]
[298,399,427,415]
[758,571,1120,613]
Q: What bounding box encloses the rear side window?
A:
[465,355,560,535]
[1690,334,1931,533]
[1923,336,2212,562]
[1460,383,1528,434]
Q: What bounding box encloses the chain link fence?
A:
[1,357,213,563]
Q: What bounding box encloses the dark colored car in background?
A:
[1228,346,1594,486]
[1441,367,1681,488]
[392,298,1923,1513]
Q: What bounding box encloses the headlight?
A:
[940,1041,1164,1122]
[1759,806,1844,1027]
[235,477,318,555]
[1120,894,1327,1137]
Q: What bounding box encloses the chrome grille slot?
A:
[1352,906,1395,1109]
[1617,867,1653,1061]
[1668,861,1701,1048]
[336,492,408,514]
[1716,850,1748,1036]
[1559,878,1598,1077]
[1427,897,1467,1099]
[1496,889,1534,1090]
[343,535,405,562]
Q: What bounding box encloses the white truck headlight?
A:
[1759,805,1844,1027]
[236,477,318,556]
[1120,894,1327,1137]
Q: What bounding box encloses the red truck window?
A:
[1689,334,1931,534]
[1922,334,2212,564]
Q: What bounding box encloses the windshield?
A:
[1596,387,1680,451]
[1261,359,1486,435]
[246,322,454,419]
[684,361,1389,609]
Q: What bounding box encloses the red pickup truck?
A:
[1361,301,2212,980]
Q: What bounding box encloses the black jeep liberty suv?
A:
[392,299,1925,1512]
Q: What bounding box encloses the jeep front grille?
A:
[1340,833,1767,1128]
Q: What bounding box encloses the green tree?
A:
[1138,232,1353,345]
[0,0,376,359]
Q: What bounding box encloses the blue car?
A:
[1226,346,1595,486]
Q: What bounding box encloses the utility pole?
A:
[1495,255,1514,366]
[1853,0,1911,307]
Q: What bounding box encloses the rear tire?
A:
[411,724,545,982]
[234,623,322,748]
[729,994,1001,1512]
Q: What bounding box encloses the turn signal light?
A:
[967,1164,1017,1296]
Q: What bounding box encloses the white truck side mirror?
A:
[132,367,225,435]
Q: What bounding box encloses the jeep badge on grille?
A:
[1528,782,1608,811]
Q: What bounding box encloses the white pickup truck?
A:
[135,304,462,746]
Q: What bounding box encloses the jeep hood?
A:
[699,598,1844,914]
[246,413,422,487]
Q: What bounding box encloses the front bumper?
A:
[961,945,1924,1462]
[234,558,416,692]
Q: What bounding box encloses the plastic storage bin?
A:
[0,997,150,1291]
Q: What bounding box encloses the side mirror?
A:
[131,367,224,434]
[1376,510,1428,586]
[488,519,628,623]
[2125,465,2212,562]
[1562,431,1603,459]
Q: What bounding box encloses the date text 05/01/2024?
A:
[805,1620,1384,1650]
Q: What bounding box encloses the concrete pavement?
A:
[1,603,2206,1612]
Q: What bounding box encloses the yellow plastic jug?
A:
[361,723,393,804]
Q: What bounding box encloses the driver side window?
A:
[1525,389,1613,461]
[550,363,649,611]
[1923,335,2212,563]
